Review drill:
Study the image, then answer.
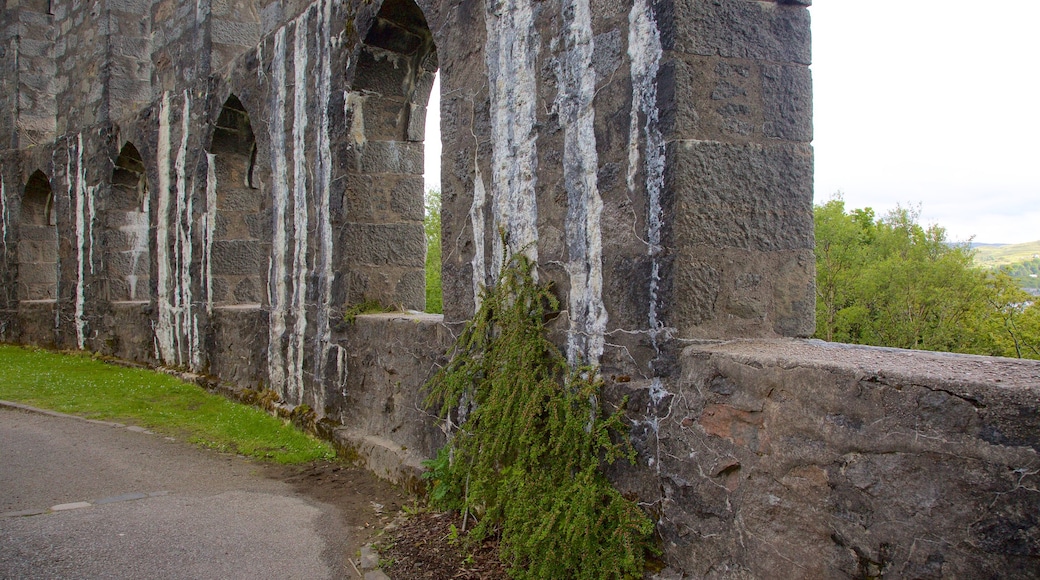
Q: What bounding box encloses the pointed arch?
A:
[106,142,151,302]
[18,170,58,301]
[207,94,267,307]
[345,0,438,311]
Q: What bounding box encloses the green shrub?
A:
[423,252,654,579]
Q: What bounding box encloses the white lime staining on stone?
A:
[469,161,488,309]
[153,91,198,368]
[344,91,367,148]
[313,0,335,400]
[155,92,174,363]
[203,152,217,312]
[267,27,290,398]
[71,134,87,349]
[485,0,540,271]
[627,0,666,355]
[556,0,606,366]
[119,171,150,303]
[0,176,7,256]
[174,90,198,370]
[287,12,311,406]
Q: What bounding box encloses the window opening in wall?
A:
[350,0,438,313]
[424,72,442,313]
[18,170,58,302]
[107,142,151,303]
[208,94,267,308]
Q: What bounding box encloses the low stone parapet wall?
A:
[628,340,1040,578]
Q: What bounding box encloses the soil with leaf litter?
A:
[268,460,506,578]
[380,511,509,579]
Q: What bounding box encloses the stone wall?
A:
[624,340,1040,578]
[2,0,1038,576]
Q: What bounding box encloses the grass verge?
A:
[0,344,333,464]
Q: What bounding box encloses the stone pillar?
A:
[0,0,57,148]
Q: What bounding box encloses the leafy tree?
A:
[980,272,1040,359]
[814,199,990,353]
[424,188,442,314]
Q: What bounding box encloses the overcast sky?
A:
[425,2,1039,244]
[811,1,1039,244]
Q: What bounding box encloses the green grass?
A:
[0,344,334,464]
[973,240,1040,268]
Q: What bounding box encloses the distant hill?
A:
[972,240,1040,268]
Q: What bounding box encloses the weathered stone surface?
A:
[343,223,425,268]
[359,141,424,175]
[617,340,1040,578]
[662,0,812,65]
[668,140,814,252]
[211,240,264,276]
[762,63,813,142]
[325,312,451,482]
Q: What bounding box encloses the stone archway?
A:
[343,0,437,311]
[105,142,150,303]
[18,170,57,302]
[207,94,268,308]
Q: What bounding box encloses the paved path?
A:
[0,404,355,579]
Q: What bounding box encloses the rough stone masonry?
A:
[1,0,1038,576]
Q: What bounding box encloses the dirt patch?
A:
[263,461,410,570]
[264,461,508,579]
[381,511,509,579]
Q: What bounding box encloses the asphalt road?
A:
[0,404,354,579]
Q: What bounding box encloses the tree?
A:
[980,272,1040,359]
[424,188,442,314]
[814,199,992,353]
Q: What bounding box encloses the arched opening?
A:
[18,170,57,302]
[207,94,267,307]
[106,142,151,302]
[346,0,438,312]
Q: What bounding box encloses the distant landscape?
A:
[972,240,1040,295]
[972,240,1040,267]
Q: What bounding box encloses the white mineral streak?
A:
[557,0,605,366]
[469,162,488,308]
[485,0,540,273]
[286,13,310,405]
[122,198,149,301]
[0,176,8,255]
[628,0,666,352]
[174,91,197,369]
[335,343,348,398]
[313,0,335,401]
[344,91,367,147]
[267,28,290,397]
[203,152,217,312]
[155,92,175,363]
[256,43,264,83]
[153,91,197,368]
[72,135,86,349]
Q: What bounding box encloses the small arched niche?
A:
[106,142,151,302]
[347,0,438,312]
[18,170,58,302]
[207,94,267,308]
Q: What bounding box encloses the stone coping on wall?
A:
[684,338,1040,390]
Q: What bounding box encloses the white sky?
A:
[423,74,442,195]
[425,2,1040,244]
[811,1,1040,244]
